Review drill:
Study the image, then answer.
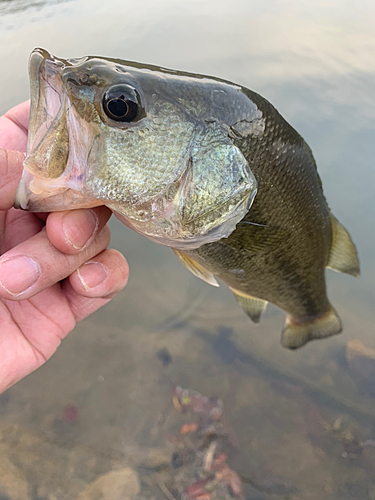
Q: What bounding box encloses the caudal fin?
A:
[281,307,342,349]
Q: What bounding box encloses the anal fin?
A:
[230,287,268,323]
[281,306,342,349]
[327,214,360,277]
[173,249,219,287]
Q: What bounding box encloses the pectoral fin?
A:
[230,287,268,323]
[173,250,219,287]
[327,215,360,277]
[281,306,342,349]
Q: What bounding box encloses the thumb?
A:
[0,149,25,210]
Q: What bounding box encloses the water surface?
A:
[0,1,374,499]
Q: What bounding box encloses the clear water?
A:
[0,1,374,498]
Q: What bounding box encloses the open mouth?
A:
[14,49,102,212]
[15,49,68,209]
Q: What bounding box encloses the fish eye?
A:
[102,84,139,122]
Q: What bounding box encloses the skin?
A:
[0,101,129,394]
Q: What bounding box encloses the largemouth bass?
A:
[15,48,360,349]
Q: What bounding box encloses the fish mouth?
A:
[15,48,102,212]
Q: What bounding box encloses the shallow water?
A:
[0,0,375,498]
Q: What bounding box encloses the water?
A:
[0,0,374,498]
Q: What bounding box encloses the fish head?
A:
[16,48,261,249]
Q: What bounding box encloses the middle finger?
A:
[0,224,111,300]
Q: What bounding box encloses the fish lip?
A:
[14,178,29,210]
[14,168,68,211]
[28,47,67,105]
[31,47,69,68]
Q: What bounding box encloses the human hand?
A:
[0,101,129,393]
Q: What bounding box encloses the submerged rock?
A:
[0,447,30,500]
[77,468,140,500]
[346,340,375,395]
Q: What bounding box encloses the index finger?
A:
[0,101,30,151]
[0,101,30,210]
[0,149,24,210]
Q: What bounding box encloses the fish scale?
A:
[16,48,359,349]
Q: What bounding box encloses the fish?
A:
[15,48,360,349]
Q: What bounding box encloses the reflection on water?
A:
[0,0,68,15]
[0,0,374,498]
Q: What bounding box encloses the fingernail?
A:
[63,209,98,250]
[0,255,41,296]
[77,262,108,291]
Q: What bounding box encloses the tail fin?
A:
[281,307,342,349]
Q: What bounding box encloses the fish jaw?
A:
[14,169,103,211]
[15,48,103,212]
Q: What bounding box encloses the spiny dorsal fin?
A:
[281,306,342,349]
[230,287,268,323]
[173,249,219,287]
[327,214,360,277]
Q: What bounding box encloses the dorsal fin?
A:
[229,287,268,323]
[327,215,360,277]
[173,249,219,287]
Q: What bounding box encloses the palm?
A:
[0,102,128,393]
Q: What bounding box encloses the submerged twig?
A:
[156,477,177,500]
